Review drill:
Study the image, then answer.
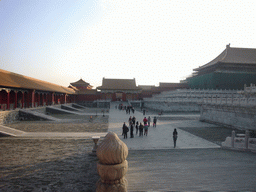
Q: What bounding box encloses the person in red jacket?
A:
[143,117,148,125]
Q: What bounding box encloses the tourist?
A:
[153,116,157,127]
[139,123,144,137]
[148,116,151,127]
[144,123,149,136]
[131,107,135,114]
[130,124,134,138]
[135,121,139,135]
[143,117,148,125]
[122,122,129,139]
[128,116,132,126]
[132,116,136,125]
[173,128,178,148]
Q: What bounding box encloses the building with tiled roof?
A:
[185,44,256,89]
[0,69,76,110]
[69,79,100,101]
[97,78,141,101]
[70,79,93,90]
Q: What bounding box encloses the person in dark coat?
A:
[148,116,151,127]
[122,122,129,139]
[153,116,157,127]
[173,128,178,148]
[139,123,144,137]
[130,124,134,138]
[132,116,136,125]
[131,107,135,114]
[135,121,139,135]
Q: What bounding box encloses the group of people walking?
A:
[118,103,178,148]
[122,116,158,139]
[117,104,135,114]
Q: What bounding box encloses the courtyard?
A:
[0,102,256,191]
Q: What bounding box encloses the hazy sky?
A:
[1,0,256,88]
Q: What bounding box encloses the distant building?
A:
[154,83,189,93]
[138,85,156,99]
[69,79,100,101]
[97,78,141,101]
[70,78,93,90]
[0,69,76,110]
[185,44,256,90]
[138,83,189,98]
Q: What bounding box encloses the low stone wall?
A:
[0,110,19,125]
[129,101,141,107]
[77,102,96,108]
[200,104,256,131]
[144,101,200,112]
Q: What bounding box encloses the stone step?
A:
[46,106,83,115]
[72,103,86,109]
[61,104,84,112]
[19,109,61,121]
[0,124,24,136]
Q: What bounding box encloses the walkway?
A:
[108,101,220,150]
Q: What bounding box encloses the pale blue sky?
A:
[1,0,256,88]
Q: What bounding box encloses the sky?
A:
[1,0,256,88]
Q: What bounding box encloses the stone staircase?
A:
[0,124,24,136]
[19,109,61,121]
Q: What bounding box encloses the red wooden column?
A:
[38,93,40,107]
[51,92,55,105]
[42,94,45,106]
[22,91,25,108]
[45,93,49,106]
[7,90,10,110]
[14,91,18,109]
[64,94,67,104]
[31,90,35,108]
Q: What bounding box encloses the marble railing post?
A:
[245,130,250,149]
[96,132,128,192]
[231,130,235,148]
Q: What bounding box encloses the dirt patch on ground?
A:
[0,139,100,191]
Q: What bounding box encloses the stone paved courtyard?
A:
[126,148,256,191]
[1,103,256,191]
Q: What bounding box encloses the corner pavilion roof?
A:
[97,78,141,91]
[194,45,256,71]
[70,79,90,86]
[0,69,76,94]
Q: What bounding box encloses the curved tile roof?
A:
[97,78,141,90]
[194,45,256,71]
[0,69,76,94]
[70,78,90,86]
